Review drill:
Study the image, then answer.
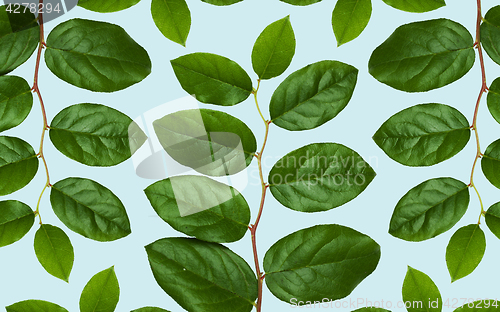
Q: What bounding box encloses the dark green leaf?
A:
[481,6,500,66]
[332,0,372,46]
[34,224,74,282]
[454,299,500,311]
[145,237,257,312]
[252,16,295,79]
[402,267,442,312]
[485,202,500,240]
[79,266,120,312]
[0,200,34,247]
[381,0,445,12]
[49,103,146,167]
[45,18,151,92]
[268,143,375,212]
[263,224,380,303]
[131,308,171,312]
[487,77,500,124]
[389,177,469,241]
[144,175,250,243]
[78,0,141,12]
[151,0,190,47]
[50,177,131,242]
[279,0,322,5]
[270,60,358,131]
[0,136,38,195]
[170,53,252,106]
[153,108,256,176]
[373,103,471,166]
[0,76,32,132]
[369,18,474,92]
[481,139,500,189]
[446,224,485,282]
[6,300,68,312]
[200,0,243,5]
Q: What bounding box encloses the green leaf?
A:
[402,267,442,312]
[145,237,257,312]
[151,0,190,47]
[170,53,252,106]
[200,0,243,5]
[481,139,500,189]
[45,18,151,92]
[487,77,500,124]
[6,300,68,312]
[263,224,380,303]
[131,308,171,312]
[373,103,471,166]
[332,0,372,46]
[50,177,131,242]
[268,143,375,212]
[485,202,500,240]
[78,0,141,12]
[0,5,39,75]
[369,18,474,92]
[0,136,38,196]
[389,177,469,241]
[481,6,500,66]
[446,224,485,283]
[381,0,445,12]
[34,224,74,283]
[0,200,34,247]
[144,175,250,243]
[49,103,146,167]
[153,108,256,176]
[279,0,322,5]
[269,60,358,131]
[251,16,295,80]
[0,76,32,132]
[454,299,500,311]
[79,266,120,312]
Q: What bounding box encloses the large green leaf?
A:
[79,267,120,312]
[0,200,34,247]
[268,143,375,212]
[78,0,141,12]
[45,18,151,92]
[369,18,474,92]
[200,0,243,5]
[0,136,38,196]
[171,53,252,106]
[34,224,74,283]
[0,5,39,75]
[151,0,190,47]
[402,267,442,312]
[131,308,171,312]
[481,6,500,66]
[389,177,469,241]
[487,77,500,124]
[263,224,380,303]
[481,139,500,189]
[332,0,372,46]
[49,103,146,167]
[145,237,257,312]
[0,76,32,132]
[279,0,322,5]
[50,177,131,242]
[269,60,358,131]
[381,0,445,12]
[446,224,485,283]
[251,16,295,80]
[485,202,500,240]
[144,175,250,243]
[454,300,500,311]
[6,300,68,312]
[153,108,256,176]
[373,103,470,166]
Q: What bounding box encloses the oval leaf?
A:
[0,136,38,196]
[454,300,500,311]
[270,60,358,131]
[487,77,500,124]
[381,0,445,13]
[485,202,500,240]
[34,224,74,282]
[373,103,471,166]
[332,0,372,46]
[251,15,295,80]
[200,0,243,5]
[279,0,322,5]
[45,18,151,92]
[269,143,375,212]
[369,18,474,92]
[6,300,68,312]
[0,200,34,247]
[481,6,500,66]
[402,267,442,312]
[389,177,469,241]
[50,177,131,242]
[78,0,141,12]
[145,237,258,312]
[446,224,485,282]
[153,108,256,176]
[481,139,500,189]
[263,224,381,302]
[131,308,171,312]
[144,175,250,243]
[79,266,120,312]
[151,0,190,47]
[0,76,32,132]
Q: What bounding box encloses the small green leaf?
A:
[373,103,471,166]
[200,0,243,5]
[131,308,171,312]
[0,76,32,132]
[402,267,442,312]
[332,0,372,46]
[0,200,34,247]
[6,300,68,312]
[145,237,257,312]
[78,0,141,12]
[389,177,469,241]
[79,266,120,312]
[485,202,500,240]
[151,0,190,47]
[153,108,256,176]
[144,175,250,243]
[381,0,445,12]
[487,77,500,124]
[0,136,38,195]
[454,299,500,311]
[263,224,380,303]
[369,18,474,92]
[50,177,131,242]
[252,16,295,80]
[481,6,500,66]
[34,224,74,283]
[279,0,322,5]
[481,139,500,189]
[45,18,151,92]
[270,60,358,131]
[269,143,375,212]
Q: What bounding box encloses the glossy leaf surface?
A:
[279,0,322,5]
[485,202,500,240]
[0,76,32,132]
[332,0,372,46]
[0,200,34,247]
[200,0,243,5]
[481,6,500,66]
[0,136,38,195]
[381,0,445,12]
[482,139,500,189]
[131,308,171,312]
[402,267,442,312]
[79,266,120,312]
[151,0,190,46]
[446,224,485,282]
[6,300,68,312]
[78,0,141,12]
[487,77,500,124]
